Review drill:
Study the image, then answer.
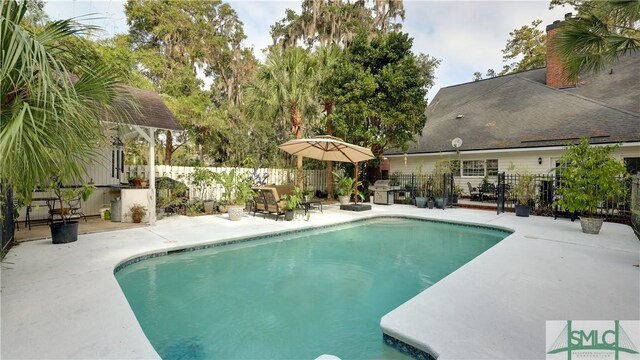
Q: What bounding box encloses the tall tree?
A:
[323,31,431,159]
[473,19,546,79]
[245,47,319,189]
[125,0,255,165]
[1,1,129,199]
[271,0,405,50]
[500,20,547,74]
[552,0,640,80]
[316,45,343,198]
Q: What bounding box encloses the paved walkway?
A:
[1,205,638,359]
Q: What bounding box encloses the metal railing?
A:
[0,182,14,254]
[379,173,454,206]
[385,172,633,224]
[497,173,631,223]
[632,175,640,237]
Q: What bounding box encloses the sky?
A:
[44,0,573,99]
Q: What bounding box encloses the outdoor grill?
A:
[368,180,399,205]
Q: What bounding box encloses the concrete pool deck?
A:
[1,205,638,359]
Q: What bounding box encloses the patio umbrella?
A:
[278,136,375,204]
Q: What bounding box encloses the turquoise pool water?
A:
[115,218,508,359]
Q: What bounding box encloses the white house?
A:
[384,17,640,193]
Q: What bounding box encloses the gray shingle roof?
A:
[567,52,640,114]
[386,56,640,155]
[114,86,183,131]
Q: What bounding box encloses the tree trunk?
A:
[324,100,334,199]
[291,105,304,190]
[165,130,173,165]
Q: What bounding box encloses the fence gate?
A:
[497,172,505,214]
[0,182,14,253]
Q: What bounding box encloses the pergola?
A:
[108,86,183,225]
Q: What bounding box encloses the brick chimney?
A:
[545,13,576,88]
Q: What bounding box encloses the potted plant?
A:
[128,175,147,187]
[554,138,628,234]
[282,188,303,221]
[47,177,95,244]
[213,169,253,221]
[452,185,464,204]
[128,175,140,186]
[513,170,536,217]
[414,163,428,208]
[427,193,435,209]
[302,188,313,202]
[0,3,132,246]
[129,203,147,223]
[187,167,216,214]
[333,171,354,205]
[185,199,204,216]
[432,160,452,209]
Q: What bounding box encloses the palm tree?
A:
[554,0,639,80]
[1,1,128,200]
[245,47,318,190]
[316,45,342,199]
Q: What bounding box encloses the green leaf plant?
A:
[554,138,629,217]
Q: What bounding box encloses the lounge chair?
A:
[261,188,286,221]
[467,182,481,201]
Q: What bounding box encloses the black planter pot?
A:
[515,204,530,217]
[415,197,428,208]
[50,221,79,244]
[435,197,445,209]
[284,210,294,221]
[452,195,458,204]
[427,199,435,209]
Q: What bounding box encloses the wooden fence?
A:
[124,165,332,200]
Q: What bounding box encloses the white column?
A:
[148,127,156,225]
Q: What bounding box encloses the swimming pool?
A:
[115,217,509,359]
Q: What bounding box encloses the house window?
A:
[486,159,499,176]
[624,157,640,175]
[462,160,485,176]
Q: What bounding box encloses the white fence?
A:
[124,165,331,201]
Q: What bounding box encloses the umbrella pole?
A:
[354,162,359,205]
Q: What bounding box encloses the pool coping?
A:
[113,215,513,274]
[1,205,638,359]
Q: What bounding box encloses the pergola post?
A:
[148,127,156,225]
[133,125,156,225]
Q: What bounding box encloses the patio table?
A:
[25,197,57,229]
[301,200,323,215]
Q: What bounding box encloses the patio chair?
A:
[483,183,497,202]
[251,189,269,218]
[68,196,87,222]
[467,182,481,201]
[261,189,285,221]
